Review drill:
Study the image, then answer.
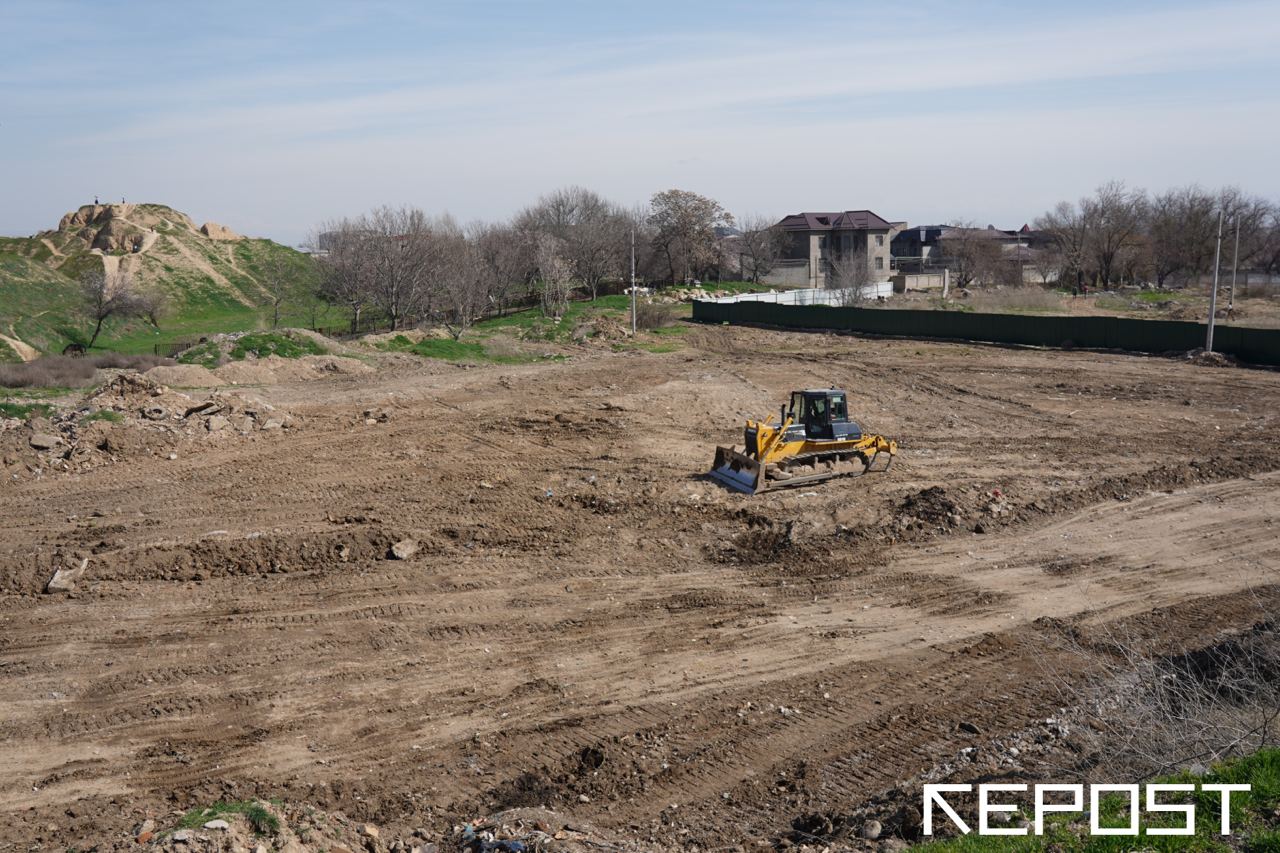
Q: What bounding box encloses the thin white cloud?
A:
[59,0,1279,149]
[4,1,1279,240]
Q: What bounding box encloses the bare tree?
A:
[737,214,783,284]
[518,187,627,300]
[1029,243,1064,285]
[1080,181,1148,288]
[78,269,156,348]
[647,189,734,285]
[432,218,489,340]
[363,205,441,330]
[1035,201,1092,292]
[936,222,1005,289]
[536,235,574,318]
[469,221,534,316]
[1216,187,1274,271]
[314,220,373,333]
[1258,204,1280,277]
[257,251,311,329]
[826,250,873,305]
[1147,186,1218,287]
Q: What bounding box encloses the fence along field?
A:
[692,300,1280,366]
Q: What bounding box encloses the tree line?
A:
[311,187,755,335]
[1032,181,1280,290]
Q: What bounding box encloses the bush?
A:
[0,356,97,388]
[0,353,172,388]
[87,352,170,371]
[635,302,677,330]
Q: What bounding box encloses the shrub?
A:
[0,353,173,389]
[0,356,97,388]
[87,352,171,371]
[635,302,677,330]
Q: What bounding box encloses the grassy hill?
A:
[0,203,326,357]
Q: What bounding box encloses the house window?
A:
[875,256,884,270]
[875,235,884,247]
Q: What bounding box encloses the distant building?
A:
[891,223,1036,274]
[766,210,897,288]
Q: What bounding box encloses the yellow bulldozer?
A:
[709,389,897,495]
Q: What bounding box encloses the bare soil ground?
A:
[2,326,1279,850]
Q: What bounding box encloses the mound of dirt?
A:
[145,364,223,387]
[893,485,1012,536]
[1184,348,1238,368]
[303,354,374,376]
[211,354,372,385]
[360,329,429,347]
[284,326,365,356]
[573,314,632,344]
[212,360,279,384]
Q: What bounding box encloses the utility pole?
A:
[630,228,637,334]
[1205,210,1224,353]
[1229,216,1240,313]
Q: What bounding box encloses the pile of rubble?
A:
[650,287,732,304]
[2,372,296,480]
[891,485,1013,537]
[571,314,632,344]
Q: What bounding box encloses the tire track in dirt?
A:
[2,330,1280,846]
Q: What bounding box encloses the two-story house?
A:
[767,210,897,288]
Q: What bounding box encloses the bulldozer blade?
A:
[709,446,766,494]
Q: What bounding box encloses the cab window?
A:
[789,392,805,423]
[830,394,847,422]
[807,396,828,423]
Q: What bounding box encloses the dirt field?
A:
[2,326,1279,850]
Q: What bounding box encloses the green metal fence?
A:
[690,301,1280,366]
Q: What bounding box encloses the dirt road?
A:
[2,327,1278,848]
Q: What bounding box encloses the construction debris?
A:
[2,372,298,481]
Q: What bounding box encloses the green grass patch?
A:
[476,294,693,345]
[0,401,54,420]
[1095,295,1133,312]
[175,800,279,836]
[0,386,74,399]
[176,340,222,369]
[407,338,539,363]
[229,331,325,360]
[1136,290,1180,303]
[916,748,1280,852]
[78,409,123,425]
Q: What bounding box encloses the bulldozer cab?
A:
[787,390,858,441]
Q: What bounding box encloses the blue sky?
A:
[2,0,1278,244]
